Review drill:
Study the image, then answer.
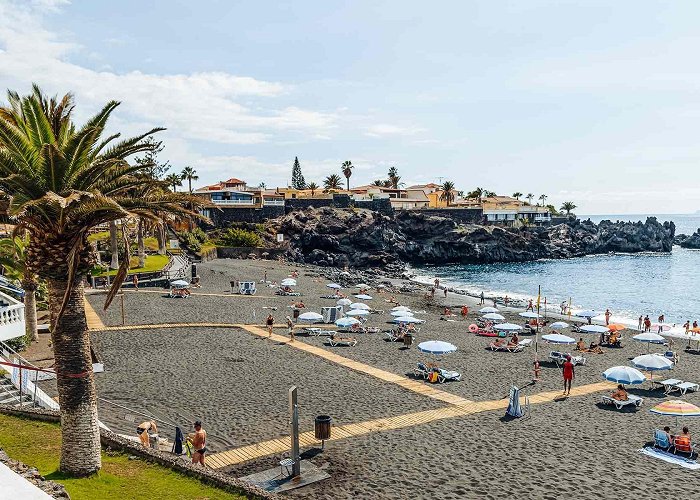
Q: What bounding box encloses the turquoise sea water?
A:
[412,214,700,327]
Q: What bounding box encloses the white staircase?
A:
[0,374,35,407]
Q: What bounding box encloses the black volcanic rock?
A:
[266,208,676,268]
[678,229,700,249]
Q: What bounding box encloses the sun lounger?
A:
[518,339,533,347]
[414,362,430,379]
[671,382,700,395]
[489,342,523,353]
[327,337,357,347]
[548,351,586,366]
[304,328,334,337]
[602,394,643,410]
[437,369,461,383]
[654,378,684,395]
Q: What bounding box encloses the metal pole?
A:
[289,386,300,477]
[18,358,22,403]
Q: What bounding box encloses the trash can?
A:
[315,415,332,445]
[191,263,197,279]
[403,333,413,347]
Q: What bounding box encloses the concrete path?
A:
[0,461,53,499]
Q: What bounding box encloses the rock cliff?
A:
[675,229,700,249]
[267,208,675,268]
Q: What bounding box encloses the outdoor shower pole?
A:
[289,386,301,477]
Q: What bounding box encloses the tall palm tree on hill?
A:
[467,187,483,200]
[371,179,384,186]
[526,193,534,205]
[512,192,523,201]
[324,173,343,191]
[341,160,353,190]
[440,181,456,206]
[0,235,38,342]
[181,166,198,193]
[0,85,202,476]
[560,201,577,215]
[387,166,402,189]
[165,173,182,192]
[539,194,548,206]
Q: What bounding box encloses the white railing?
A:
[211,199,256,206]
[0,291,25,342]
[263,200,285,206]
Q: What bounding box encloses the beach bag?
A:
[428,371,440,383]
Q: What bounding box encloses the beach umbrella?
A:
[281,278,297,287]
[297,312,323,323]
[393,316,424,324]
[631,354,673,384]
[579,324,609,334]
[392,306,411,312]
[336,298,352,306]
[345,309,369,316]
[355,294,373,300]
[390,310,414,317]
[418,341,457,355]
[326,283,342,289]
[633,332,667,352]
[575,310,598,318]
[493,323,523,332]
[542,333,576,344]
[482,312,505,321]
[479,306,499,314]
[650,400,700,427]
[355,283,371,289]
[170,279,189,287]
[350,302,370,310]
[550,321,569,330]
[602,366,646,385]
[335,317,360,328]
[608,323,627,332]
[519,312,541,319]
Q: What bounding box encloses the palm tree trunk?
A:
[346,178,350,191]
[137,218,145,268]
[109,221,119,269]
[156,224,167,255]
[21,279,38,342]
[47,277,101,476]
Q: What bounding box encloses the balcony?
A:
[0,291,25,342]
[263,199,285,206]
[211,198,256,206]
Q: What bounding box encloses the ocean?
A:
[411,214,700,328]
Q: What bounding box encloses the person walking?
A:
[443,288,448,298]
[480,291,485,305]
[604,308,611,325]
[638,315,643,331]
[644,315,652,332]
[266,313,274,337]
[526,299,534,312]
[286,316,295,342]
[132,274,139,291]
[562,355,575,396]
[188,421,207,466]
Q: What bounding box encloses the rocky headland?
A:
[674,229,700,249]
[265,207,676,268]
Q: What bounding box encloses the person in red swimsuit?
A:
[562,355,575,395]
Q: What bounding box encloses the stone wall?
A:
[210,206,285,225]
[408,207,484,224]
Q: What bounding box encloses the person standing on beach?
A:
[684,321,690,333]
[638,315,643,331]
[286,316,295,341]
[493,298,497,307]
[644,315,652,332]
[444,288,448,298]
[526,299,534,312]
[480,291,485,305]
[266,313,274,337]
[188,421,207,466]
[504,296,510,307]
[434,278,440,289]
[562,355,574,396]
[461,305,468,317]
[604,309,611,325]
[658,314,665,324]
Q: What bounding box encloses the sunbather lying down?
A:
[575,339,604,353]
[611,384,628,401]
[332,335,356,342]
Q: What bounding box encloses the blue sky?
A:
[1,0,699,214]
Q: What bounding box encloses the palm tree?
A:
[341,160,353,190]
[181,166,198,193]
[371,179,384,186]
[526,193,534,205]
[538,194,548,206]
[560,201,577,215]
[306,182,319,196]
[165,173,182,192]
[387,167,402,189]
[439,181,456,206]
[512,192,523,201]
[0,235,38,342]
[483,190,497,198]
[323,173,343,191]
[0,85,202,476]
[466,187,483,200]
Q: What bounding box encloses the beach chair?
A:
[663,350,679,364]
[385,330,404,342]
[505,343,525,353]
[673,435,695,456]
[654,378,683,395]
[671,382,700,395]
[548,351,586,366]
[327,337,357,347]
[436,368,461,383]
[654,429,672,450]
[414,362,430,379]
[601,394,643,410]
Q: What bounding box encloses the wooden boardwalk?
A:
[83,298,105,330]
[207,381,613,469]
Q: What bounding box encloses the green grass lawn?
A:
[88,231,110,243]
[92,254,170,277]
[0,413,247,500]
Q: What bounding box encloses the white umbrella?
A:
[390,310,414,317]
[519,311,541,319]
[170,279,189,287]
[542,333,576,344]
[482,312,505,321]
[579,324,609,334]
[346,309,369,316]
[418,341,457,355]
[493,323,523,331]
[479,306,499,314]
[550,321,570,330]
[350,302,370,310]
[336,298,352,306]
[602,366,646,385]
[327,283,342,289]
[335,317,360,328]
[297,312,323,323]
[633,332,667,353]
[355,283,371,289]
[392,306,411,312]
[355,294,373,300]
[281,278,297,286]
[393,316,423,324]
[632,354,673,372]
[575,310,598,318]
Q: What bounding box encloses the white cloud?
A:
[365,123,426,138]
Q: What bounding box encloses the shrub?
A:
[217,228,262,247]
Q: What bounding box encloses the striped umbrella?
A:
[650,400,700,427]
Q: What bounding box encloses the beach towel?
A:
[638,446,700,469]
[506,385,524,418]
[172,426,184,455]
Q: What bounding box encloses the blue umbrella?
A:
[418,341,457,355]
[602,366,646,385]
[335,317,360,328]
